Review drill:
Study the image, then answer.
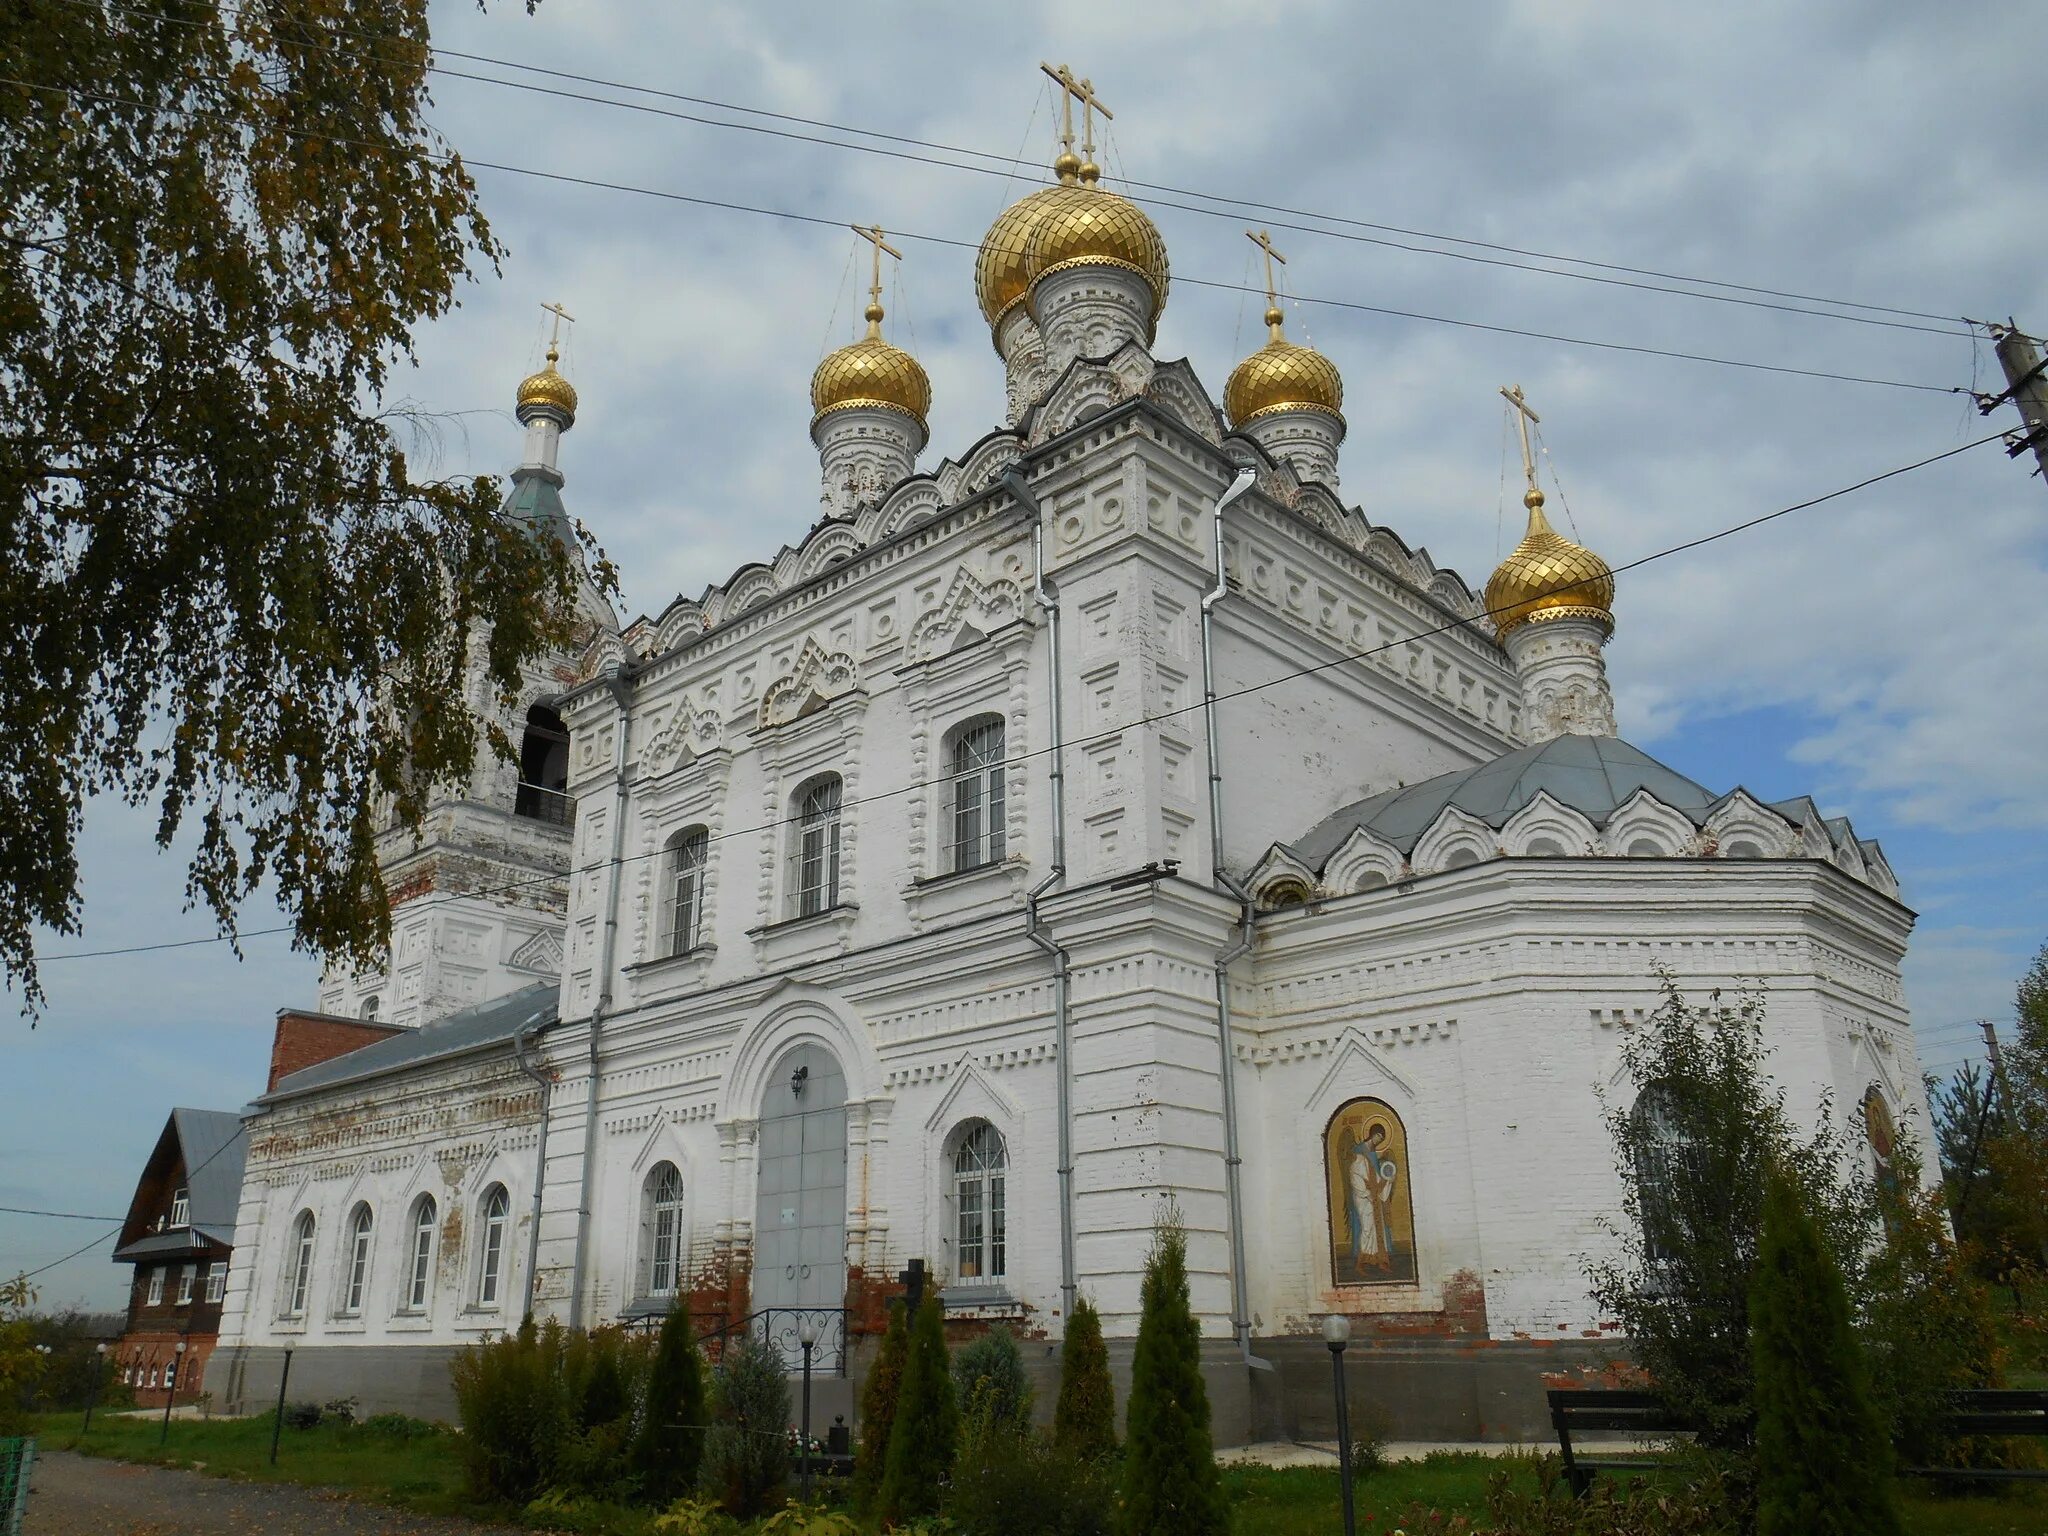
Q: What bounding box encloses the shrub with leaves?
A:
[699,1332,791,1518]
[0,1275,44,1437]
[637,1298,710,1503]
[757,1504,861,1536]
[952,1395,1112,1536]
[1053,1295,1115,1460]
[853,1299,909,1511]
[650,1494,738,1536]
[1119,1206,1226,1536]
[951,1325,1031,1433]
[878,1296,958,1524]
[1477,1450,1737,1534]
[451,1318,572,1502]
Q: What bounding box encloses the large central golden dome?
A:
[1485,489,1615,639]
[974,156,1081,333]
[1225,308,1344,426]
[517,342,578,422]
[975,154,1169,347]
[811,303,931,428]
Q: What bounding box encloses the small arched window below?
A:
[1257,877,1313,912]
[1626,838,1665,857]
[1443,848,1481,871]
[283,1211,316,1319]
[361,994,380,1021]
[1524,837,1567,857]
[640,1162,685,1298]
[476,1185,510,1309]
[341,1204,374,1317]
[951,1122,1008,1284]
[1723,840,1764,858]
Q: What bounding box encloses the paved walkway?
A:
[22,1451,527,1536]
[1222,1438,1635,1467]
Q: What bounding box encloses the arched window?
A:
[403,1196,437,1313]
[640,1162,685,1298]
[1257,877,1312,912]
[1324,1099,1420,1286]
[662,827,710,955]
[1443,848,1481,871]
[1524,837,1567,857]
[1631,1082,1696,1270]
[945,717,1007,873]
[476,1185,510,1309]
[361,994,380,1022]
[789,775,843,918]
[341,1204,373,1316]
[951,1122,1008,1284]
[515,704,573,824]
[284,1211,316,1318]
[1626,837,1665,857]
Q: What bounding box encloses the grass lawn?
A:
[25,1412,2048,1533]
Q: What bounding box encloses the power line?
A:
[11,1123,248,1281]
[37,429,2007,966]
[0,1205,129,1222]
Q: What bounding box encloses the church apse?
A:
[1324,1097,1418,1287]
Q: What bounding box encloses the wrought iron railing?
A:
[514,781,576,826]
[620,1306,849,1376]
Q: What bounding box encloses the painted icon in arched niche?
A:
[1863,1087,1899,1202]
[1325,1097,1418,1286]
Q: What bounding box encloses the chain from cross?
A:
[1248,229,1288,310]
[1038,62,1112,161]
[1500,383,1541,491]
[849,223,903,313]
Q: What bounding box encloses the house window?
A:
[641,1162,685,1298]
[205,1262,226,1304]
[342,1204,374,1317]
[147,1365,159,1390]
[175,1265,193,1305]
[285,1210,316,1318]
[476,1185,510,1309]
[663,827,710,955]
[789,775,843,918]
[405,1196,437,1312]
[945,717,1007,873]
[164,1356,177,1393]
[515,704,574,824]
[362,994,380,1021]
[146,1268,164,1306]
[951,1121,1008,1284]
[169,1186,189,1227]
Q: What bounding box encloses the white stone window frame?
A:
[624,742,732,1001]
[945,1119,1010,1289]
[787,774,845,921]
[473,1183,511,1313]
[399,1193,438,1318]
[637,1160,687,1303]
[281,1209,317,1321]
[339,1202,374,1319]
[751,694,867,962]
[941,715,1009,875]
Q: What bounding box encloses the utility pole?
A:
[1981,322,2048,484]
[1982,1017,2016,1117]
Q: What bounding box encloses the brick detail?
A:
[268,1012,404,1092]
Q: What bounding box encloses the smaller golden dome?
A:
[810,304,931,427]
[1225,308,1344,427]
[1485,488,1615,640]
[1025,177,1170,328]
[517,342,578,421]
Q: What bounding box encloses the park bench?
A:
[1547,1389,1690,1496]
[1905,1389,2048,1483]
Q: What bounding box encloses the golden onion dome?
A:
[516,342,578,421]
[1225,307,1344,427]
[1025,161,1169,330]
[809,303,931,427]
[974,152,1085,332]
[1485,488,1615,640]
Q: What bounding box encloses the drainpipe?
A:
[1201,466,1259,1355]
[1002,468,1078,1325]
[569,667,634,1328]
[510,1012,556,1324]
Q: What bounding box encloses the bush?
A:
[951,1326,1031,1433]
[951,1402,1112,1536]
[852,1299,910,1511]
[1751,1171,1901,1536]
[321,1394,360,1426]
[281,1400,324,1431]
[699,1332,791,1518]
[1119,1207,1225,1536]
[450,1316,576,1503]
[878,1296,957,1524]
[1053,1295,1115,1460]
[1349,1403,1392,1479]
[356,1411,441,1442]
[1478,1450,1737,1534]
[637,1298,710,1503]
[651,1494,739,1535]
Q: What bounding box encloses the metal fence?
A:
[0,1437,34,1536]
[622,1307,850,1376]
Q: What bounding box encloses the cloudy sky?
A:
[9,1,2046,1308]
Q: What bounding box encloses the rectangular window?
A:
[667,830,709,955]
[169,1187,189,1227]
[957,1179,984,1280]
[175,1265,193,1305]
[948,722,1007,873]
[146,1268,164,1306]
[205,1263,226,1304]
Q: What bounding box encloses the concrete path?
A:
[22,1451,528,1536]
[1223,1438,1640,1467]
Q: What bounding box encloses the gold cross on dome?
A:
[1500,383,1541,492]
[539,300,574,364]
[850,224,903,313]
[1039,62,1112,159]
[1247,229,1287,310]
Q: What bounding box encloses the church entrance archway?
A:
[752,1041,847,1365]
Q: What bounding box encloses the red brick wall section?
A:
[267,1012,405,1092]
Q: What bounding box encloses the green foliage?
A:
[282,1401,325,1431]
[878,1296,958,1523]
[698,1332,790,1518]
[951,1326,1031,1433]
[1477,1450,1739,1534]
[0,1275,43,1436]
[650,1494,739,1535]
[1585,974,1871,1455]
[757,1503,860,1535]
[0,0,611,1013]
[1053,1296,1116,1460]
[853,1299,909,1511]
[1118,1207,1225,1536]
[450,1317,576,1503]
[952,1394,1113,1536]
[636,1298,709,1504]
[1751,1172,1901,1536]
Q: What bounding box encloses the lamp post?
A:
[1322,1313,1356,1536]
[30,1345,51,1414]
[159,1341,187,1445]
[796,1314,819,1503]
[83,1343,107,1433]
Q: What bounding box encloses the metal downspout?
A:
[510,1013,555,1324]
[1003,468,1078,1325]
[1201,466,1259,1355]
[569,669,633,1328]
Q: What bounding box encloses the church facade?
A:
[205,78,1927,1440]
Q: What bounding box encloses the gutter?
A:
[509,1011,558,1325]
[1200,465,1260,1355]
[568,667,634,1328]
[1002,466,1079,1326]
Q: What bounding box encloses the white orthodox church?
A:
[205,75,1929,1440]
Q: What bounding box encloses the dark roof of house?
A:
[264,983,557,1101]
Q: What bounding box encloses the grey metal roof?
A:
[112,1229,226,1262]
[173,1107,246,1245]
[264,983,557,1101]
[1291,735,1723,865]
[501,468,574,546]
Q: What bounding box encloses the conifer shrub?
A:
[1118,1207,1226,1536]
[951,1325,1031,1433]
[877,1295,958,1523]
[1053,1295,1116,1460]
[1751,1171,1901,1536]
[852,1299,909,1511]
[636,1299,710,1503]
[450,1316,576,1502]
[699,1332,791,1518]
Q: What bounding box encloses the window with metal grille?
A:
[285,1211,316,1318]
[476,1185,509,1308]
[405,1196,436,1312]
[952,1121,1008,1283]
[642,1162,684,1297]
[663,827,710,955]
[788,776,843,918]
[945,717,1006,872]
[342,1204,373,1316]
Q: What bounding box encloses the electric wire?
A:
[35,429,2008,966]
[0,1205,130,1222]
[9,1123,248,1281]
